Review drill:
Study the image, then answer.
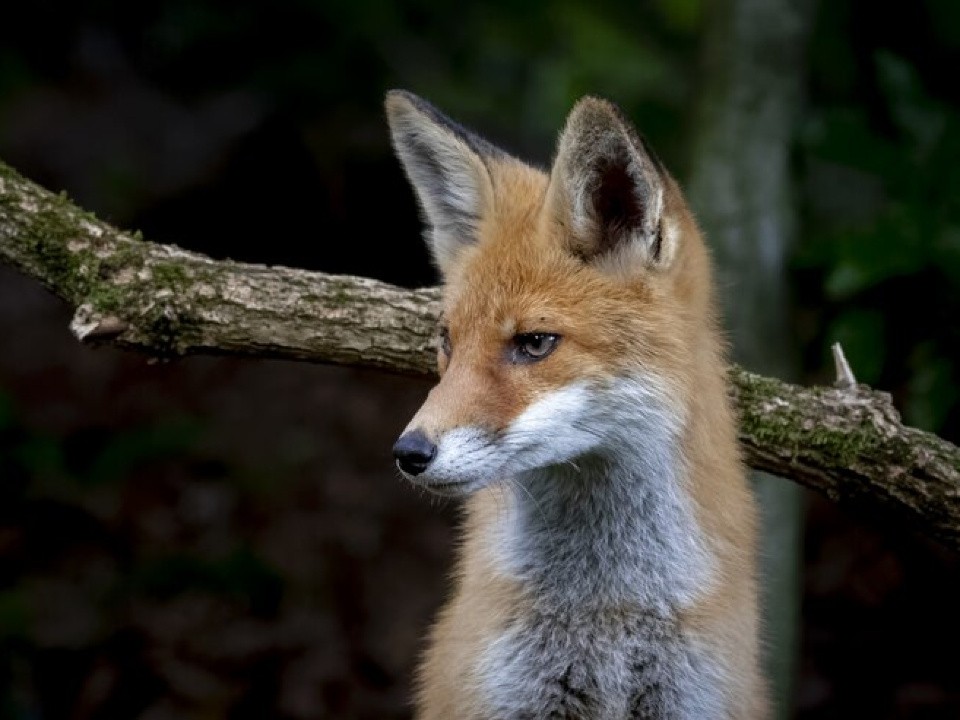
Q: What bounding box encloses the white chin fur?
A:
[403,378,676,495]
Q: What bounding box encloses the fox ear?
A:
[385,90,500,276]
[547,97,672,271]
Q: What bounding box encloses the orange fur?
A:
[387,92,766,719]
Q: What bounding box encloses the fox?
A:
[385,89,766,719]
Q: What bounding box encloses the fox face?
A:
[386,90,706,496]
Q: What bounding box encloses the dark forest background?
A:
[1,1,959,718]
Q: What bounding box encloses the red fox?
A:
[386,90,766,719]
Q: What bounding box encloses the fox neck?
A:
[488,386,712,615]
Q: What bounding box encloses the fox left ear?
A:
[547,97,674,271]
[385,90,501,277]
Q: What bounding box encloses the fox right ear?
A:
[385,90,499,276]
[547,97,673,272]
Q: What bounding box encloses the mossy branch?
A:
[2,159,959,550]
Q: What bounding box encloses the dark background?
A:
[1,1,959,718]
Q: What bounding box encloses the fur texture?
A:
[386,90,766,719]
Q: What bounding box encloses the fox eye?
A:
[512,333,560,363]
[439,326,452,356]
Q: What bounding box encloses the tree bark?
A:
[2,159,959,552]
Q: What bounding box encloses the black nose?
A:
[393,430,437,476]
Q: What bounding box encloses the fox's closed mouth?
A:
[421,479,470,494]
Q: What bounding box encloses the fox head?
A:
[386,90,714,495]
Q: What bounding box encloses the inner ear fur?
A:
[385,90,501,276]
[547,97,673,270]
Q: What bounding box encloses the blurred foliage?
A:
[797,2,960,439]
[0,388,287,717]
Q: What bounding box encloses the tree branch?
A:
[2,159,959,550]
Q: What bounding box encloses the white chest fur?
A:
[474,387,720,718]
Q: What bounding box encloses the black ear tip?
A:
[385,90,441,121]
[574,94,613,108]
[569,95,622,123]
[385,89,417,115]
